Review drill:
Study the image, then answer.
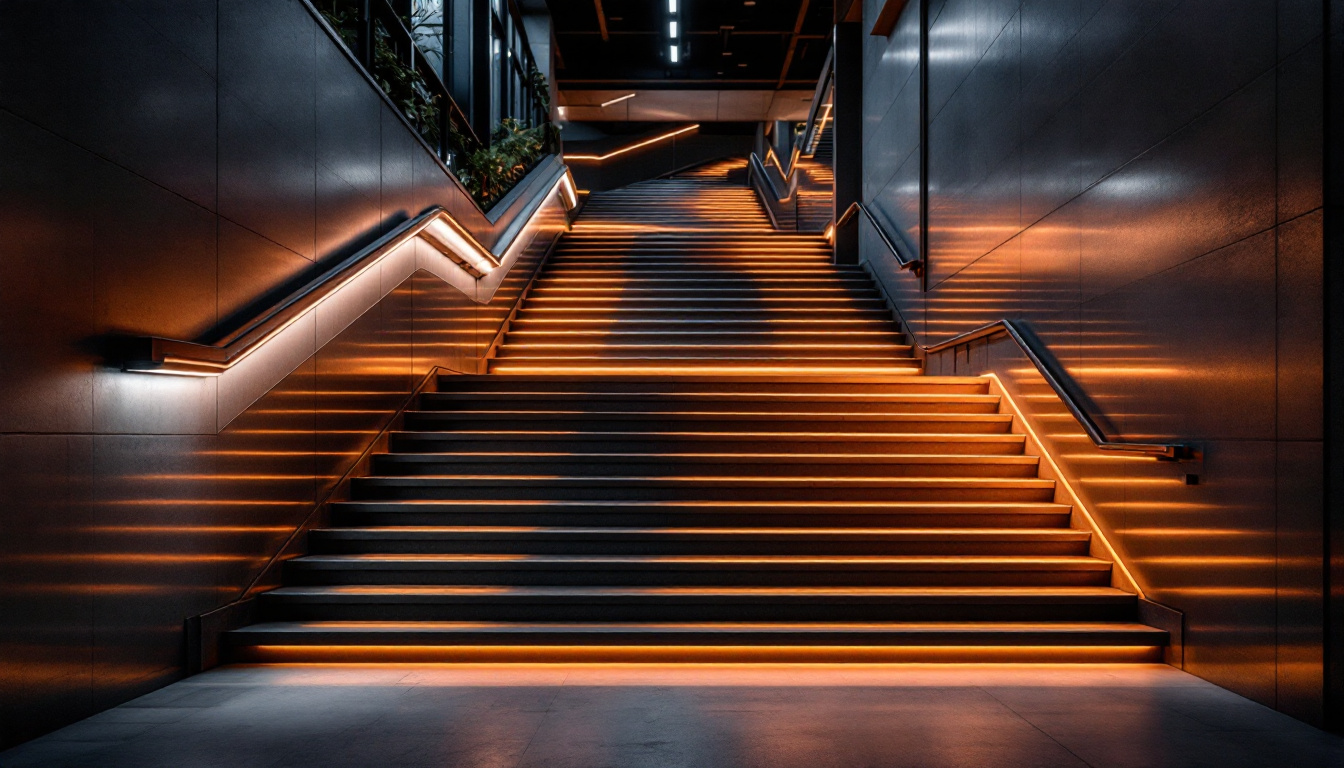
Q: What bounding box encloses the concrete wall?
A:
[0,0,564,747]
[859,0,1327,723]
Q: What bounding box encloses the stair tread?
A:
[406,411,1003,420]
[377,453,1038,464]
[232,620,1162,635]
[332,500,1068,510]
[290,554,1108,569]
[356,476,1056,486]
[311,526,1088,539]
[391,431,1025,441]
[264,585,1126,599]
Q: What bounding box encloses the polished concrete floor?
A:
[3,664,1342,768]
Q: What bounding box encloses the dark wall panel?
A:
[0,0,566,748]
[860,0,1326,723]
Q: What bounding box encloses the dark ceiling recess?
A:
[548,0,834,90]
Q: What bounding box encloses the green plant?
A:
[371,26,441,144]
[317,4,441,146]
[529,64,551,114]
[456,118,551,209]
[317,2,359,49]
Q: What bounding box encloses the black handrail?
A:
[800,46,834,158]
[833,201,922,273]
[832,202,1189,460]
[924,321,1191,460]
[125,160,577,376]
[746,153,793,230]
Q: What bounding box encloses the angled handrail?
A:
[923,320,1191,460]
[831,201,923,273]
[749,148,801,203]
[800,46,834,157]
[829,201,1188,460]
[125,164,578,376]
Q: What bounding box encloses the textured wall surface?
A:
[859,0,1326,723]
[0,0,562,747]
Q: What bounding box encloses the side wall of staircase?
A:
[856,0,1329,726]
[0,0,564,748]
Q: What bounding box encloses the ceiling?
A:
[547,0,835,91]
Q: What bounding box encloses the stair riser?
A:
[284,569,1111,588]
[507,321,901,332]
[520,299,886,309]
[228,645,1164,664]
[388,436,1026,455]
[369,459,1041,479]
[349,484,1057,503]
[495,349,915,360]
[436,378,989,395]
[307,539,1089,557]
[503,335,912,347]
[417,400,995,415]
[259,600,1132,623]
[401,416,1011,434]
[329,510,1072,529]
[509,311,898,321]
[532,280,870,289]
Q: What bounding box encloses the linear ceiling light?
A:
[670,20,678,38]
[600,93,637,107]
[668,0,677,11]
[670,45,679,63]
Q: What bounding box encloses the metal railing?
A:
[313,0,481,167]
[831,201,1190,460]
[747,151,801,231]
[832,201,922,272]
[800,47,834,158]
[125,161,578,376]
[924,320,1190,459]
[311,0,556,175]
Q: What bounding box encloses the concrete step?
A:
[370,453,1041,479]
[282,553,1110,587]
[387,431,1027,455]
[257,585,1132,622]
[494,344,915,359]
[349,475,1057,503]
[417,391,996,414]
[306,526,1087,556]
[227,620,1165,663]
[328,500,1073,528]
[401,410,1012,434]
[433,374,989,394]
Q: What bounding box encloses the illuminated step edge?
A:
[227,622,1167,664]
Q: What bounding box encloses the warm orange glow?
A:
[564,125,700,162]
[984,373,1143,597]
[234,645,1164,664]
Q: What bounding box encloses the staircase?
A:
[227,163,1166,664]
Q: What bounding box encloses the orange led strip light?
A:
[565,125,700,162]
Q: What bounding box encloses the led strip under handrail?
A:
[125,164,578,377]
